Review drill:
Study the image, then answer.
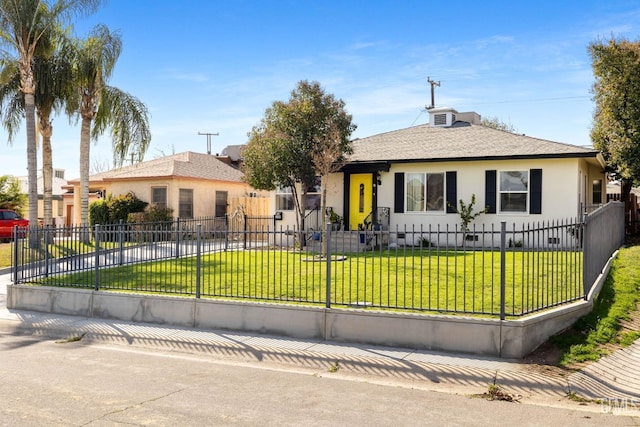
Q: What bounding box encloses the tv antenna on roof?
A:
[198,132,219,155]
[426,76,440,109]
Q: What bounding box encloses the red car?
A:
[0,209,29,241]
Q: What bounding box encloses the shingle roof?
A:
[349,123,600,163]
[77,151,244,183]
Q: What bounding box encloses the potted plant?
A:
[328,209,343,231]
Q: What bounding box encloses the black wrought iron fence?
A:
[10,206,624,318]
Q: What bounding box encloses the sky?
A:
[3,0,640,180]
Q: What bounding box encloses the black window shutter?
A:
[394,172,404,213]
[530,169,542,214]
[446,171,457,213]
[485,170,497,214]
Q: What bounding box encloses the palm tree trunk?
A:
[79,114,92,240]
[25,93,39,245]
[41,118,53,227]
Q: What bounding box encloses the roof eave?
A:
[348,152,601,165]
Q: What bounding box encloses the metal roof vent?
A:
[434,114,447,126]
[429,107,458,127]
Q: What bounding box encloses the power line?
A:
[410,109,425,127]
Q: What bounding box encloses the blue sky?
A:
[3,0,640,180]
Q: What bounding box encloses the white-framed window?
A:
[406,172,445,212]
[151,187,167,209]
[499,171,528,213]
[179,188,193,218]
[276,185,294,211]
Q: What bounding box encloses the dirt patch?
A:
[522,341,563,366]
[520,341,573,376]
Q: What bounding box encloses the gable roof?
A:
[349,123,602,165]
[71,151,245,184]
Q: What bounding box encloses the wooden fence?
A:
[607,192,639,234]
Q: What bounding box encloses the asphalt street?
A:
[0,332,637,426]
[2,267,640,425]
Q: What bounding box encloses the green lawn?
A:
[40,247,584,316]
[552,244,640,367]
[0,243,11,268]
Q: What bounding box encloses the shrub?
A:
[108,192,147,223]
[89,200,110,227]
[130,205,174,223]
[89,192,148,239]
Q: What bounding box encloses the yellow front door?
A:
[349,173,373,230]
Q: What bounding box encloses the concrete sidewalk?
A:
[1,271,638,413]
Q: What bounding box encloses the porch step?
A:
[305,231,387,253]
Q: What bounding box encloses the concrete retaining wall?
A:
[4,283,591,358]
[7,250,617,358]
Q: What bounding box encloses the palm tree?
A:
[0,0,99,233]
[68,24,151,229]
[34,29,74,226]
[0,24,74,227]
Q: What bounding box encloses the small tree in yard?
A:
[312,117,354,256]
[0,175,27,215]
[449,194,486,243]
[242,80,356,248]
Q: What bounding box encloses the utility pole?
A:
[426,76,440,109]
[198,132,219,155]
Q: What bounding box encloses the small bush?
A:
[89,200,110,227]
[127,205,175,243]
[130,205,174,223]
[108,192,148,223]
[89,192,148,226]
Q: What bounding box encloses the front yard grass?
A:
[39,247,584,316]
[0,243,11,268]
[551,244,640,367]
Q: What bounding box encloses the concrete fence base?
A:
[5,284,590,359]
[6,250,617,359]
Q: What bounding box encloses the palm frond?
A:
[94,85,151,167]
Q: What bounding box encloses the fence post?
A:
[500,221,506,320]
[118,219,124,265]
[196,223,201,299]
[94,224,101,291]
[325,222,332,308]
[12,225,19,283]
[175,217,181,258]
[243,214,248,249]
[44,225,50,278]
[224,214,229,251]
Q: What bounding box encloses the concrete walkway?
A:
[1,271,638,414]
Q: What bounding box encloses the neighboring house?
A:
[274,107,607,239]
[64,151,259,225]
[216,144,245,169]
[17,169,69,226]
